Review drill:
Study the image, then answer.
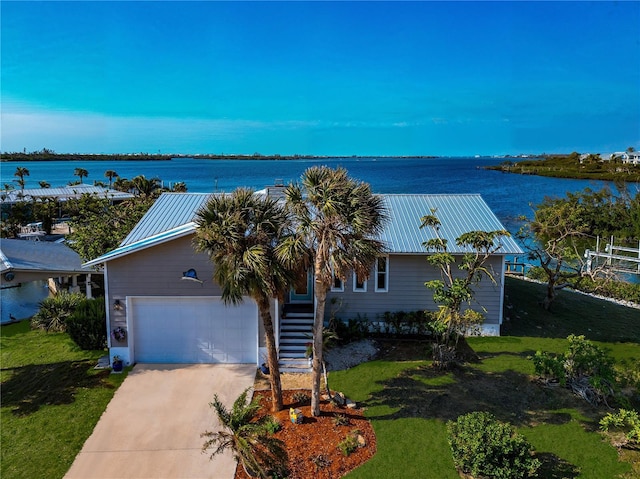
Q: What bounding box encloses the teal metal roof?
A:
[85,192,521,267]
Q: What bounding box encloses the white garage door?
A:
[131,297,258,364]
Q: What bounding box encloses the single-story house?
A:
[84,192,523,368]
[0,238,99,322]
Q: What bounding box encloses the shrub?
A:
[337,430,361,457]
[600,409,640,449]
[263,415,282,434]
[66,297,107,350]
[333,413,350,426]
[292,392,310,405]
[333,316,369,343]
[447,411,541,479]
[532,350,566,385]
[31,291,84,332]
[532,335,617,406]
[310,453,331,471]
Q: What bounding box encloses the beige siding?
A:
[325,254,505,327]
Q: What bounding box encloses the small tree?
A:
[421,211,509,362]
[201,388,288,479]
[517,190,626,310]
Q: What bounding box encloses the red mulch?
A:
[234,389,377,479]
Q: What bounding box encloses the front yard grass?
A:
[331,277,640,479]
[1,321,127,479]
[2,276,638,479]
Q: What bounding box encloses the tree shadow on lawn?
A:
[1,360,113,416]
[362,360,598,478]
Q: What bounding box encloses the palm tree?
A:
[13,167,29,190]
[171,181,188,192]
[279,166,387,416]
[194,188,294,412]
[38,181,51,188]
[104,170,118,188]
[131,175,161,197]
[74,167,89,183]
[201,388,288,478]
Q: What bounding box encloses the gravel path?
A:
[324,339,379,371]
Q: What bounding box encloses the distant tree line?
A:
[486,148,640,182]
[1,149,173,162]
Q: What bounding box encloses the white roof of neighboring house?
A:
[1,238,93,276]
[84,192,522,267]
[0,184,134,204]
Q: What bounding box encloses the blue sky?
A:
[2,1,639,156]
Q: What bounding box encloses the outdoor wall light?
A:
[181,268,203,284]
[113,299,123,311]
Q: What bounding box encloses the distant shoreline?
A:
[1,153,444,162]
[484,154,640,183]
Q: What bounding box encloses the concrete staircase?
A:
[278,304,314,373]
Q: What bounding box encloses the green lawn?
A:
[330,277,640,479]
[1,321,127,479]
[2,277,638,479]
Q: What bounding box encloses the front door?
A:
[289,270,313,303]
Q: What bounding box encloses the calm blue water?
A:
[1,156,625,232]
[2,157,636,322]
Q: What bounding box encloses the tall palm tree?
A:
[279,166,387,416]
[194,188,294,412]
[13,167,29,190]
[104,170,118,188]
[74,167,89,183]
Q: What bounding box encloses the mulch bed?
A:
[234,389,377,479]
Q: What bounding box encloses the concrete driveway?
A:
[65,363,257,479]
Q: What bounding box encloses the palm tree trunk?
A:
[311,277,327,416]
[258,296,283,412]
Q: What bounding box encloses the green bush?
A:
[600,408,640,449]
[66,297,107,350]
[380,310,438,336]
[447,411,541,479]
[532,335,617,406]
[337,430,361,457]
[532,350,566,385]
[31,291,84,332]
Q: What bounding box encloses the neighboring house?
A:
[610,152,640,165]
[0,184,135,223]
[84,192,522,369]
[0,238,99,322]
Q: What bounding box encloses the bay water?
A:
[1,157,634,322]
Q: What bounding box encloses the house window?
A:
[353,272,367,292]
[375,256,389,292]
[331,272,344,292]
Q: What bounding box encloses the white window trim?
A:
[331,271,344,292]
[352,272,367,292]
[375,255,389,292]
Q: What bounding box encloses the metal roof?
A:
[85,192,522,266]
[120,193,212,245]
[380,194,522,254]
[0,185,134,204]
[1,238,90,275]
